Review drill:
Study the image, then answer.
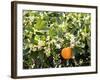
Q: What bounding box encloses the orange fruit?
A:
[61,47,73,60]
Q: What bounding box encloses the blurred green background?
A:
[23,10,91,69]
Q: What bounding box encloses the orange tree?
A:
[23,11,91,69]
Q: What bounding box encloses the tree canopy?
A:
[23,10,91,69]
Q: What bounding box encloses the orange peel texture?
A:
[61,47,73,60]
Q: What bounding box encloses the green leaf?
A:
[34,18,48,30]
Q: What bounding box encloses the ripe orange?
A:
[61,47,73,60]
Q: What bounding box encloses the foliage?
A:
[23,10,91,69]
